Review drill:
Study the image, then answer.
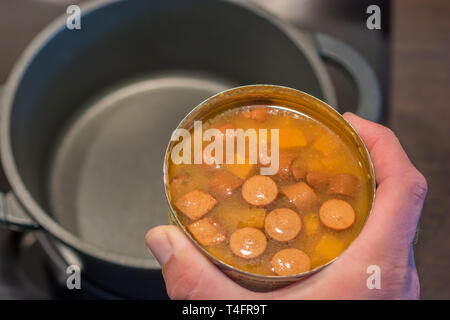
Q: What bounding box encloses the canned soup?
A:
[168,105,371,276]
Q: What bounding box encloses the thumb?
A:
[145,225,262,299]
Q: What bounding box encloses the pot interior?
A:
[7,0,326,260]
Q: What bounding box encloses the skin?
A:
[145,113,428,300]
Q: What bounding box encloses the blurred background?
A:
[0,0,448,299]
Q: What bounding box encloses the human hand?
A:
[145,112,427,299]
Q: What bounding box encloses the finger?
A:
[343,112,418,182]
[408,247,420,299]
[145,225,263,299]
[343,113,427,255]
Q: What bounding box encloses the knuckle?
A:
[379,125,397,140]
[406,170,428,204]
[163,256,203,300]
[373,124,400,145]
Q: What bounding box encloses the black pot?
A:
[0,0,380,299]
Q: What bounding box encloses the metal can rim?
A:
[163,84,376,283]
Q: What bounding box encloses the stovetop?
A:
[0,230,87,299]
[0,0,391,299]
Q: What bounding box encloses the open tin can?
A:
[163,85,375,292]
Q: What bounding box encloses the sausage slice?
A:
[241,106,269,122]
[282,182,319,212]
[292,167,307,180]
[327,173,360,198]
[175,190,217,220]
[306,171,329,191]
[208,171,243,199]
[264,208,302,242]
[241,175,278,206]
[261,151,296,180]
[229,227,267,259]
[319,199,356,231]
[276,152,297,180]
[290,157,307,180]
[271,248,311,276]
[188,218,226,246]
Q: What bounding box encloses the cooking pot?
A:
[0,0,380,298]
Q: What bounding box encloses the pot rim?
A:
[1,0,337,269]
[163,84,376,282]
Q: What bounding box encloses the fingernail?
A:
[146,229,173,266]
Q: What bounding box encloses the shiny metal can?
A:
[164,85,375,292]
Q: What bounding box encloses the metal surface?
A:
[250,0,391,125]
[0,0,343,298]
[0,0,390,300]
[48,74,231,261]
[1,0,335,262]
[0,192,39,230]
[315,33,381,122]
[164,85,376,292]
